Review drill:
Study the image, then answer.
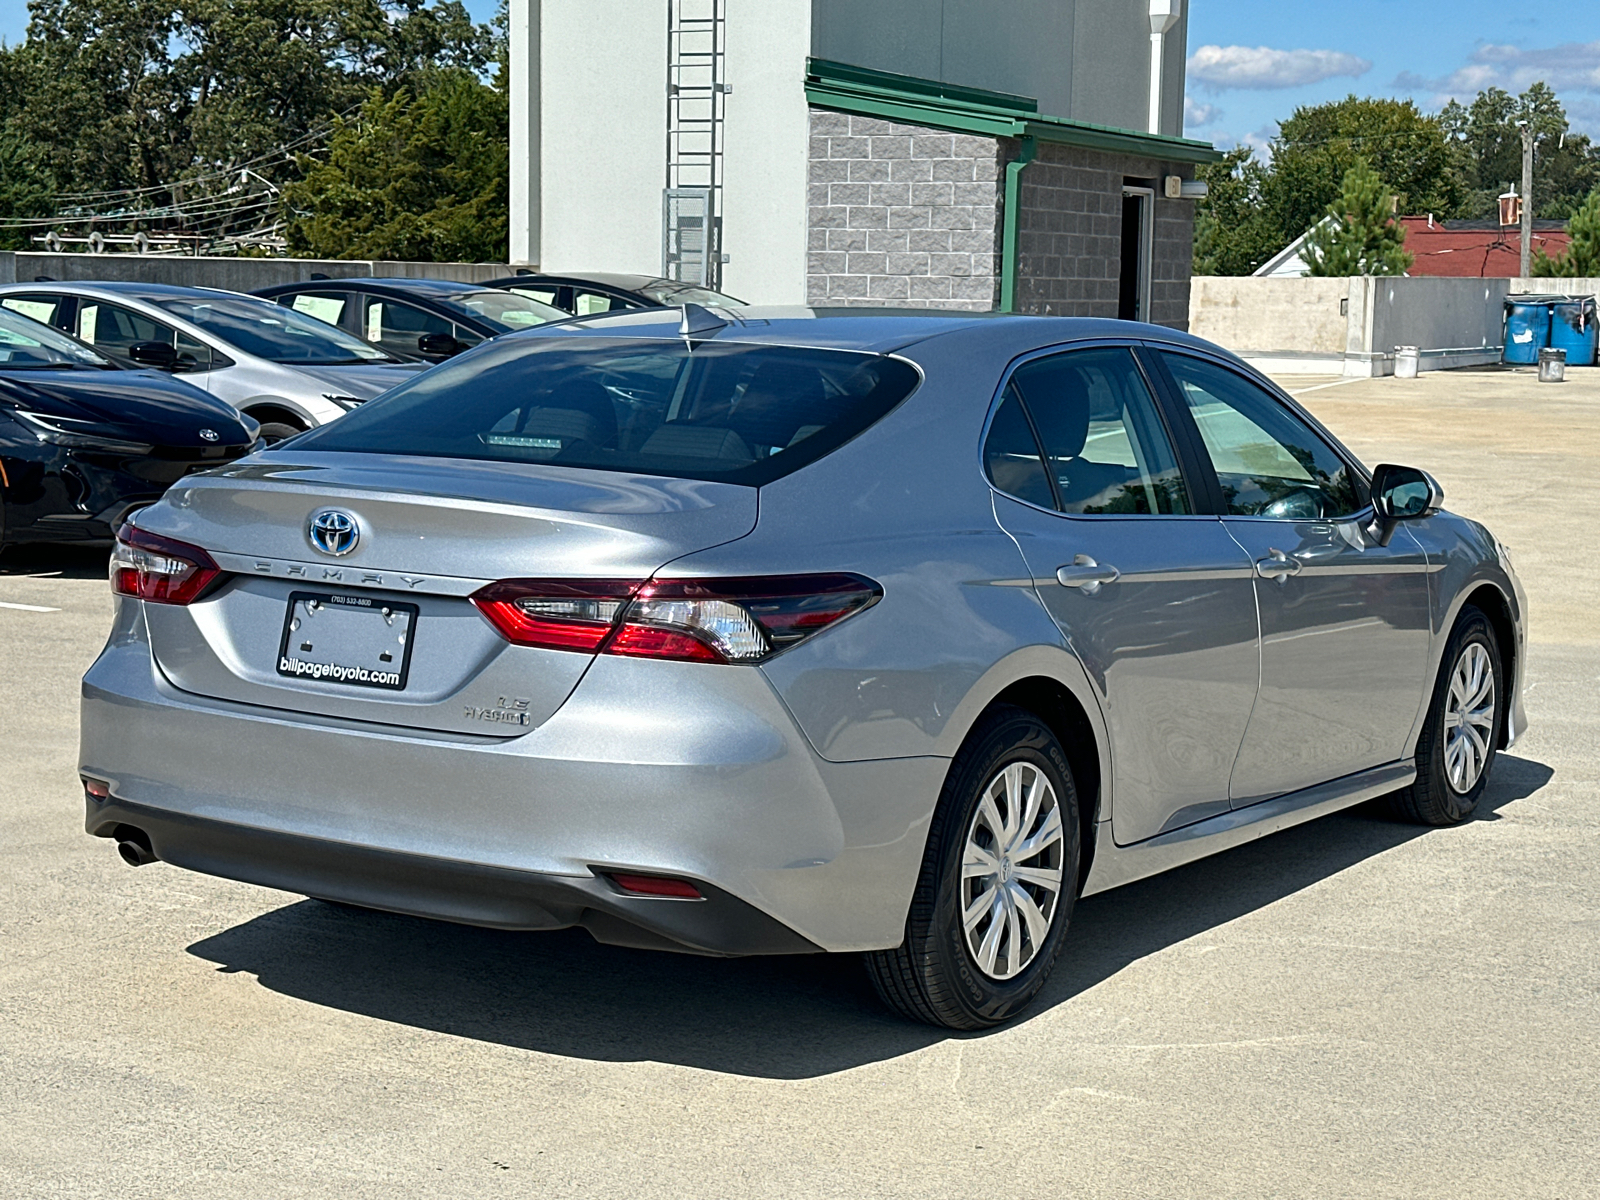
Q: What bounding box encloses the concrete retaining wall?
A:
[1189,277,1349,370]
[1188,274,1595,376]
[0,253,512,292]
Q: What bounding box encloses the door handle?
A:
[1056,554,1121,594]
[1255,548,1302,582]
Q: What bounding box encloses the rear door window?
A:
[77,301,215,372]
[287,291,352,328]
[994,347,1191,514]
[293,337,921,486]
[574,289,637,316]
[361,297,456,356]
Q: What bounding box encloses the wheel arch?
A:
[987,676,1103,895]
[935,647,1110,898]
[1408,574,1522,757]
[1461,582,1517,750]
[238,397,315,430]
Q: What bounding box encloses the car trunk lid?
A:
[135,452,757,734]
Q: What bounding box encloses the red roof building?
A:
[1398,216,1570,277]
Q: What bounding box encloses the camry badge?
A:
[198,428,219,442]
[307,509,360,557]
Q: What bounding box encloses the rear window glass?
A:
[291,336,921,486]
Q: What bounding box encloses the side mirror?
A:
[417,332,465,358]
[127,341,179,370]
[1369,463,1443,546]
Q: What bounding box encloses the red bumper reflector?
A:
[82,777,110,800]
[608,872,704,900]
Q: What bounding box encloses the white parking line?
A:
[0,601,60,613]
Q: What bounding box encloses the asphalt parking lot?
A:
[2,365,1596,1198]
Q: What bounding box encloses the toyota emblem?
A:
[307,509,360,557]
[198,428,219,442]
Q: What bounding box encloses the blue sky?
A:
[1183,0,1600,151]
[1,0,1596,153]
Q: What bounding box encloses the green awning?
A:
[805,58,1223,166]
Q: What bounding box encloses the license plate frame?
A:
[275,591,419,692]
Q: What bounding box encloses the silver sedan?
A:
[0,282,425,441]
[78,308,1526,1028]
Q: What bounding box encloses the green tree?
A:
[283,69,507,261]
[0,130,55,250]
[1440,83,1598,221]
[1192,147,1280,275]
[0,0,495,250]
[1263,96,1462,252]
[1531,187,1600,277]
[1301,158,1412,277]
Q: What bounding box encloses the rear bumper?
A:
[79,614,946,954]
[87,796,819,955]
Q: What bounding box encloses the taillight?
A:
[611,575,881,663]
[470,579,642,651]
[471,573,881,663]
[110,524,220,605]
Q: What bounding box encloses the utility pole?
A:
[1519,120,1534,279]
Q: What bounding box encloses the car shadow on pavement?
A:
[186,753,1553,1080]
[0,543,109,579]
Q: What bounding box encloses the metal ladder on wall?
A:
[663,0,725,289]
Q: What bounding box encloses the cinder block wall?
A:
[807,112,1002,309]
[1009,140,1193,329]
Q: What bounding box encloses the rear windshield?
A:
[437,289,567,331]
[637,280,744,308]
[152,294,394,365]
[290,336,921,485]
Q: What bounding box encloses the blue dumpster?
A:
[1550,295,1598,367]
[1504,296,1553,364]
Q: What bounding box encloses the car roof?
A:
[488,272,660,292]
[509,305,1235,357]
[0,281,274,305]
[256,277,487,298]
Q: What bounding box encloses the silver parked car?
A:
[0,283,425,441]
[79,308,1527,1029]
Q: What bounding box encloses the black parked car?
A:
[482,272,744,316]
[253,278,568,362]
[0,306,257,551]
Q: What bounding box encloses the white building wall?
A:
[507,0,539,265]
[721,0,811,304]
[538,0,667,275]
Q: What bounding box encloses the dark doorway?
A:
[1119,186,1153,321]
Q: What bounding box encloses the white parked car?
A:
[0,282,426,442]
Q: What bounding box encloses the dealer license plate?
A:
[275,591,418,691]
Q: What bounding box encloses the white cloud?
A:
[1396,40,1600,136]
[1184,95,1222,129]
[1398,40,1600,98]
[1188,45,1372,91]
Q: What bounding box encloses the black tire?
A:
[865,705,1081,1030]
[1387,606,1503,826]
[255,420,305,445]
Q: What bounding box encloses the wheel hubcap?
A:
[1443,641,1495,794]
[961,761,1065,981]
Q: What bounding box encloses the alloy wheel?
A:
[1443,641,1495,794]
[960,760,1065,980]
